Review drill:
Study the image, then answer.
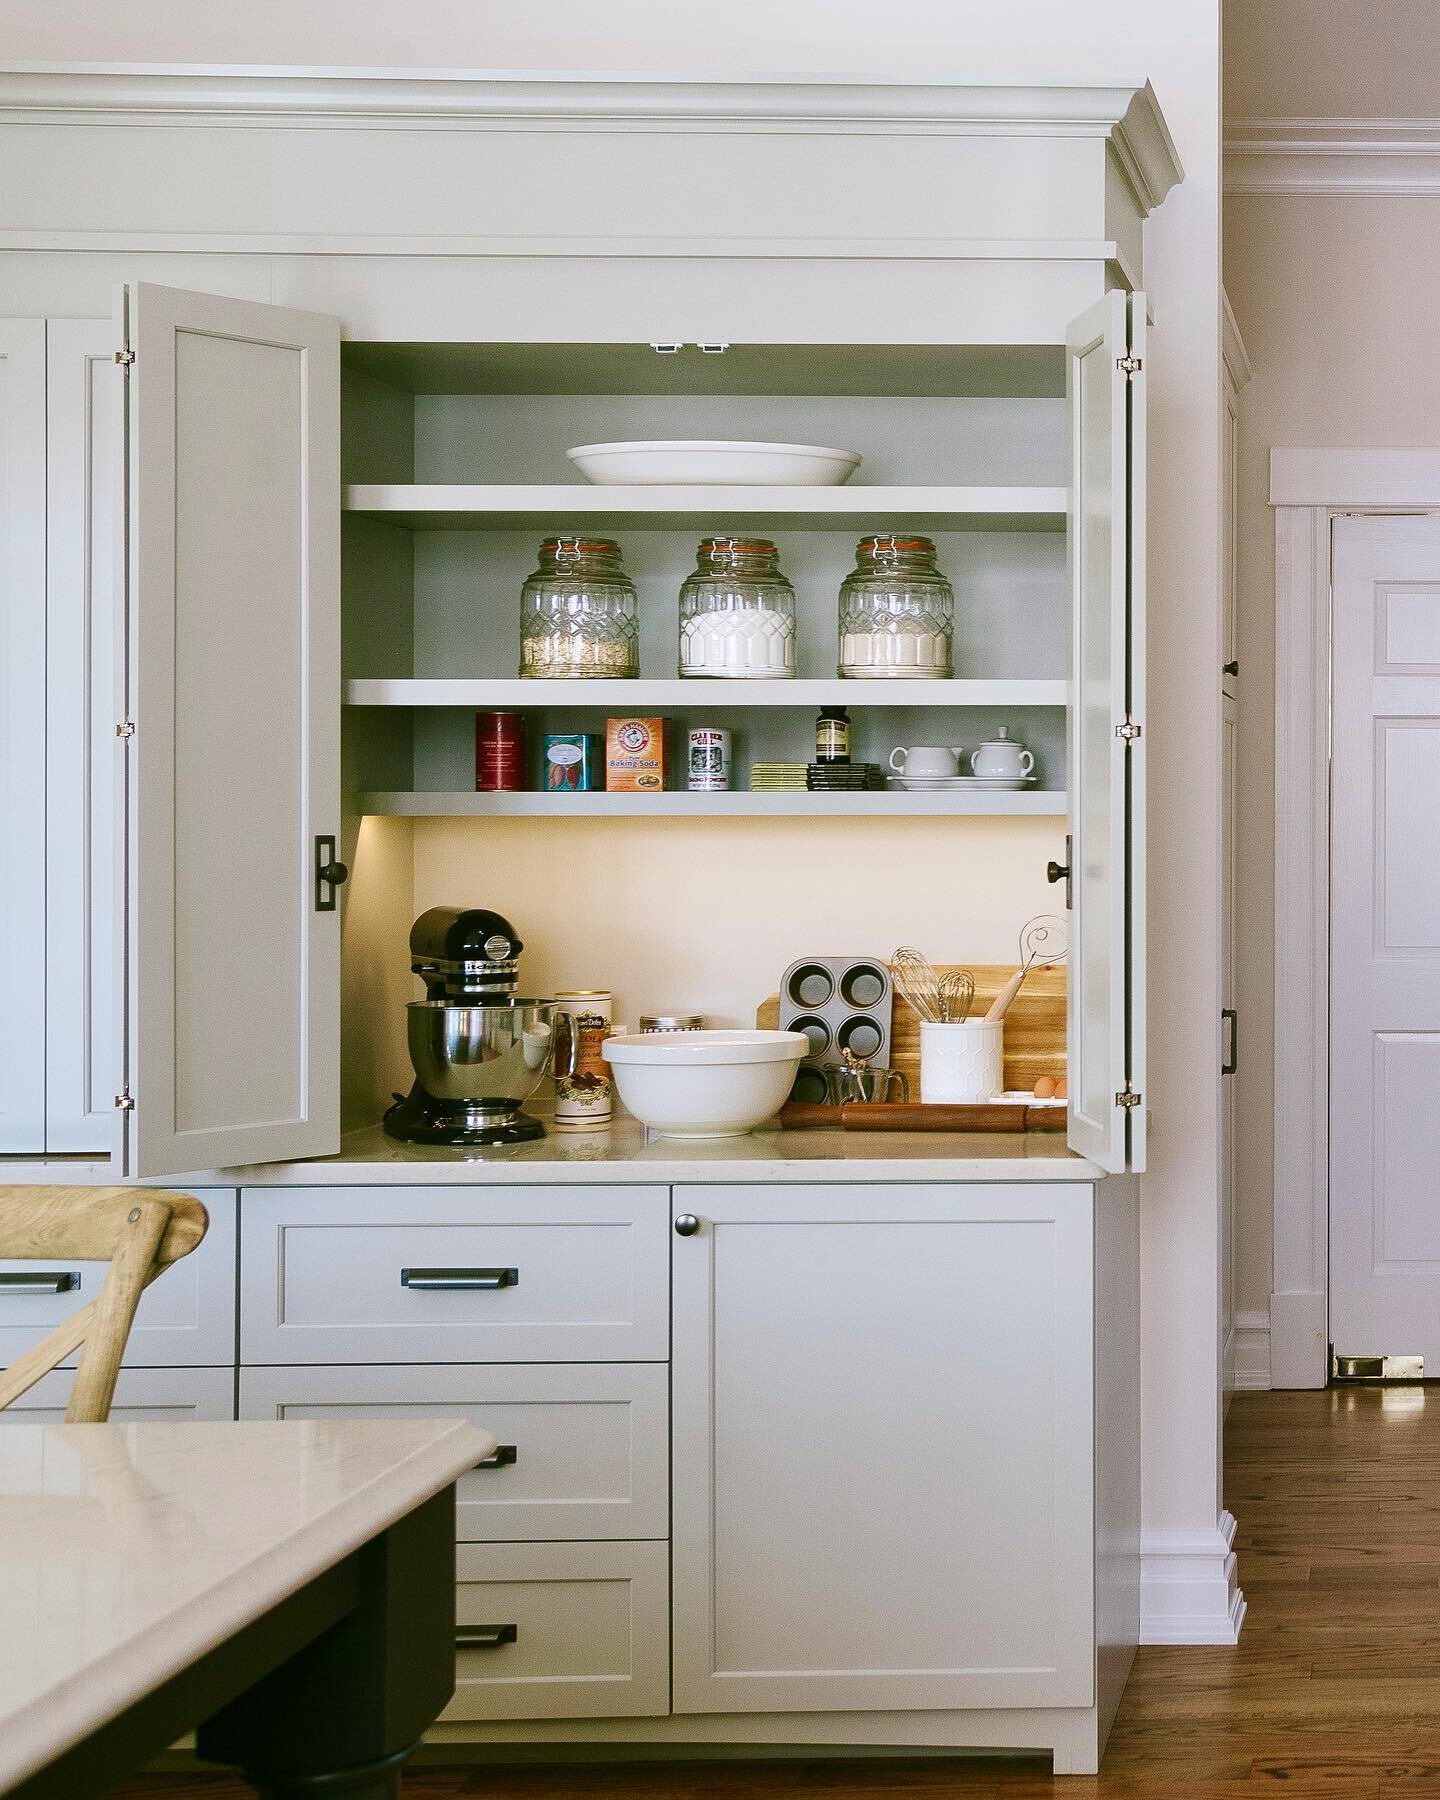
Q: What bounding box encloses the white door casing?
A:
[0,319,46,1153]
[1066,291,1146,1173]
[1329,515,1440,1367]
[117,282,341,1176]
[670,1183,1095,1715]
[45,320,120,1152]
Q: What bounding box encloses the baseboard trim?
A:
[1139,1509,1246,1645]
[1233,1309,1272,1390]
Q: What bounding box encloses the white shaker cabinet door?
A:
[0,320,46,1153]
[44,321,121,1152]
[671,1183,1095,1714]
[1066,291,1146,1173]
[116,283,341,1176]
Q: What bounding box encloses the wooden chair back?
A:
[0,1187,209,1423]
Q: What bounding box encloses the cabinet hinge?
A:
[114,348,135,367]
[1117,355,1142,376]
[115,720,135,739]
[114,1091,135,1112]
[1116,719,1142,742]
[1115,1087,1141,1110]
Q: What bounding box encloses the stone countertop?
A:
[190,1118,1103,1185]
[0,1418,492,1795]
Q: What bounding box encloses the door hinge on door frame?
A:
[1115,1086,1141,1110]
[115,720,135,739]
[114,1091,134,1112]
[114,348,135,366]
[1117,355,1142,376]
[1116,719,1142,742]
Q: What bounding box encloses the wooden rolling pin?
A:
[778,1102,1068,1134]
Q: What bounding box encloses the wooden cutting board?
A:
[757,963,1066,1095]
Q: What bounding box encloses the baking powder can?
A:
[687,727,731,791]
[552,990,614,1129]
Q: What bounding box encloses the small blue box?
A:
[543,733,600,792]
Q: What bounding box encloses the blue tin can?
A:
[543,732,601,792]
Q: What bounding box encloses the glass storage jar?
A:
[838,535,954,679]
[519,537,639,679]
[678,538,796,679]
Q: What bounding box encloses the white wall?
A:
[2,0,1226,1555]
[1224,192,1440,1331]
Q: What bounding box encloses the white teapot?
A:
[970,726,1034,780]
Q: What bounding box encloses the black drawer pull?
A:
[0,1272,80,1296]
[474,1444,517,1471]
[400,1267,518,1291]
[456,1623,518,1649]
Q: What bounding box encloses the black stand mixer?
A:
[383,907,567,1147]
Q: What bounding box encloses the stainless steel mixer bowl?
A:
[406,999,559,1107]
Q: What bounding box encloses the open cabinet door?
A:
[115,283,341,1177]
[1065,291,1146,1174]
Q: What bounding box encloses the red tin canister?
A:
[475,711,526,791]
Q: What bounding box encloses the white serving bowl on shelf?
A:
[566,440,862,487]
[602,1029,808,1138]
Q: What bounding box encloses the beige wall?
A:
[1224,193,1440,1324]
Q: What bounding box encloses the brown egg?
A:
[1033,1075,1057,1099]
[1055,1077,1068,1099]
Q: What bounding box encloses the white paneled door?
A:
[1065,292,1146,1173]
[1331,516,1440,1368]
[117,283,341,1176]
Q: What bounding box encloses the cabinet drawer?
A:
[0,1366,235,1422]
[444,1541,669,1721]
[239,1362,668,1541]
[240,1187,669,1364]
[0,1188,237,1368]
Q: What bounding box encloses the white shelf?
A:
[344,677,1067,709]
[343,483,1067,533]
[356,790,1067,819]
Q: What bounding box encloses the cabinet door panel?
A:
[0,1189,236,1369]
[119,282,340,1176]
[45,320,121,1153]
[672,1183,1094,1714]
[1066,291,1146,1172]
[239,1362,669,1542]
[0,319,46,1153]
[445,1541,669,1721]
[239,1186,670,1364]
[0,1366,235,1422]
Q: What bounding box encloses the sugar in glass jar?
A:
[678,538,796,680]
[838,535,954,679]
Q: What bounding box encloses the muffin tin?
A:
[778,955,894,1103]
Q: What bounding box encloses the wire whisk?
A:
[890,946,945,1024]
[938,969,975,1023]
[984,913,1069,1023]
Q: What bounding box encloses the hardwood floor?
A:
[114,1388,1440,1797]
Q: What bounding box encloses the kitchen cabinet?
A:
[671,1183,1095,1713]
[0,1365,235,1422]
[1,72,1170,1182]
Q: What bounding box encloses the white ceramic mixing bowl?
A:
[602,1029,808,1138]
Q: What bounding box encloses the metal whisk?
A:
[890,947,945,1024]
[938,969,975,1023]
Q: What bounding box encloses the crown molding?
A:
[0,64,1182,211]
[1227,116,1440,195]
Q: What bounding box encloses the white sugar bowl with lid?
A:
[970,727,1035,781]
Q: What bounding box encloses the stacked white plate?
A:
[566,440,861,486]
[888,774,1038,793]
